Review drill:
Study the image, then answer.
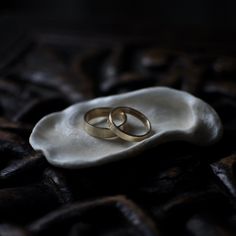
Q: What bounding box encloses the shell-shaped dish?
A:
[29,87,223,168]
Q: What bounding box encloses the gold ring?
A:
[84,107,126,139]
[108,106,152,142]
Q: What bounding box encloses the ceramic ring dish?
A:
[29,87,223,168]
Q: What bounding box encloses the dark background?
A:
[1,0,236,58]
[1,0,236,32]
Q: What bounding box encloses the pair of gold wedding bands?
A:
[84,106,152,142]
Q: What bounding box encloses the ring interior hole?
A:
[113,113,147,135]
[89,116,108,128]
[89,113,125,128]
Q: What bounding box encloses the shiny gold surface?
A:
[108,106,152,142]
[84,107,126,139]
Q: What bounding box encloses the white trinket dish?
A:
[29,87,223,169]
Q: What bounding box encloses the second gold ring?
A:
[108,106,152,142]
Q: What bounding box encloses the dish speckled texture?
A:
[29,87,222,168]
